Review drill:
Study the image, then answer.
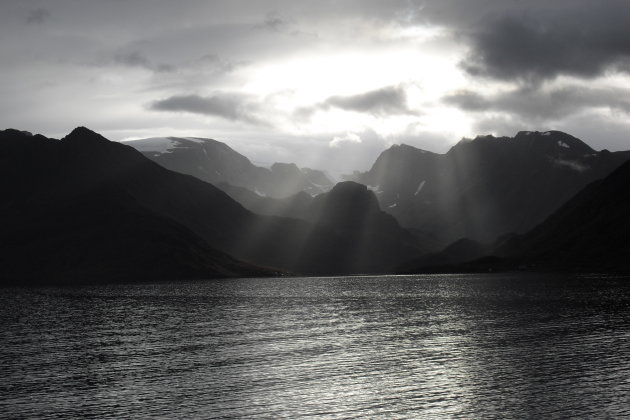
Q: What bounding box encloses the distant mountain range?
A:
[124,136,333,198]
[1,126,628,284]
[0,128,421,284]
[354,130,630,244]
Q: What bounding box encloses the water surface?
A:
[1,274,629,418]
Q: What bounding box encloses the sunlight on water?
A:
[1,274,630,418]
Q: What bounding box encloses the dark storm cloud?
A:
[300,85,417,118]
[148,93,265,125]
[460,1,630,83]
[444,86,630,121]
[26,8,51,24]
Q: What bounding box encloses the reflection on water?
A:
[1,274,630,418]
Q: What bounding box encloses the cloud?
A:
[26,8,51,24]
[261,11,290,32]
[113,51,175,73]
[444,85,630,122]
[326,85,414,115]
[460,1,630,83]
[256,10,318,39]
[4,0,630,172]
[148,93,265,125]
[196,54,248,74]
[329,132,362,148]
[299,85,418,119]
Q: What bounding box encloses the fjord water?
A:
[1,275,629,419]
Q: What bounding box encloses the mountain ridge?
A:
[400,158,630,274]
[0,127,424,282]
[357,130,630,244]
[0,128,276,283]
[124,136,334,197]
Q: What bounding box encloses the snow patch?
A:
[554,159,588,172]
[254,188,266,197]
[414,180,426,196]
[367,184,383,194]
[183,137,210,144]
[557,141,570,149]
[542,131,551,136]
[125,137,178,153]
[122,136,210,154]
[388,203,397,208]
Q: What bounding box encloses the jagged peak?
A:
[62,126,111,145]
[391,143,434,153]
[514,130,595,153]
[448,130,595,155]
[452,134,496,145]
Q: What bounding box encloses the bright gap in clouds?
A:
[242,39,472,140]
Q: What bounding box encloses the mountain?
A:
[400,158,630,273]
[124,136,333,197]
[358,130,630,244]
[311,182,421,265]
[397,238,493,273]
[217,182,314,220]
[0,129,273,283]
[293,182,424,274]
[496,158,630,272]
[0,127,424,282]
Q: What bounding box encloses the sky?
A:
[1,0,630,172]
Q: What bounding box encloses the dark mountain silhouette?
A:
[124,136,333,197]
[0,127,424,283]
[296,182,424,274]
[397,238,493,273]
[218,180,443,258]
[400,159,630,273]
[0,129,276,284]
[357,130,630,244]
[496,158,630,272]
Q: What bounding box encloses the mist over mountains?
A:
[402,158,630,274]
[124,136,334,198]
[2,126,629,284]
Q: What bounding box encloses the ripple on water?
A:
[1,274,630,419]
